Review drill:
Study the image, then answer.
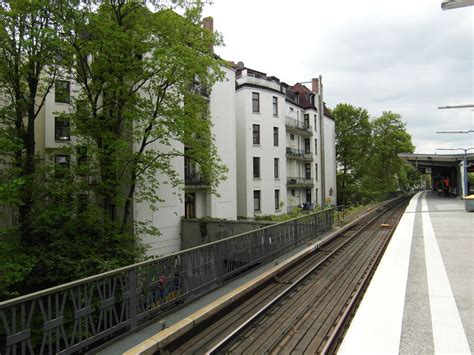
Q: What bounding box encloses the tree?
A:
[0,0,60,245]
[367,111,415,198]
[0,0,62,297]
[332,103,371,206]
[0,0,227,298]
[55,1,226,232]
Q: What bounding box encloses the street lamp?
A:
[435,147,473,197]
[437,104,474,109]
[436,130,474,133]
[441,0,474,10]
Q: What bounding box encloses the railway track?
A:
[158,197,409,354]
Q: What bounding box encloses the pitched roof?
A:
[289,83,316,109]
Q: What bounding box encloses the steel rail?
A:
[320,201,406,354]
[204,197,406,355]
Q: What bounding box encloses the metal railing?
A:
[287,176,314,186]
[0,208,334,354]
[285,117,312,133]
[185,172,209,187]
[286,147,313,160]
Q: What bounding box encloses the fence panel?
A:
[0,208,334,354]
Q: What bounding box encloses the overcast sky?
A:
[203,0,473,154]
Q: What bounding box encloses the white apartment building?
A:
[20,64,237,257]
[234,66,336,218]
[4,62,334,256]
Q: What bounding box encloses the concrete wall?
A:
[181,219,275,249]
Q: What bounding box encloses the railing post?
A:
[128,268,138,330]
[294,219,299,245]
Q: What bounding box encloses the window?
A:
[55,80,70,103]
[290,133,295,141]
[252,92,260,113]
[273,96,278,116]
[253,190,261,211]
[306,189,312,203]
[304,114,309,128]
[314,114,317,131]
[253,157,260,178]
[274,158,279,179]
[273,127,279,146]
[290,107,294,112]
[185,193,196,219]
[304,138,310,154]
[315,163,318,180]
[55,117,70,141]
[291,189,295,197]
[253,124,260,145]
[55,155,70,178]
[305,163,311,179]
[295,92,300,104]
[314,139,318,155]
[275,190,280,210]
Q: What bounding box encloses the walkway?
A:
[339,191,473,354]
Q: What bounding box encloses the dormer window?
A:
[295,92,299,104]
[310,94,315,106]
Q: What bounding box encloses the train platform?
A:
[340,190,473,354]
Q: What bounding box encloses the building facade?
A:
[234,66,336,218]
[1,63,336,256]
[135,66,238,256]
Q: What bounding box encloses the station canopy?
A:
[399,153,474,174]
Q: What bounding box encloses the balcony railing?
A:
[0,208,335,354]
[185,172,209,187]
[286,147,313,160]
[285,117,312,134]
[287,176,314,186]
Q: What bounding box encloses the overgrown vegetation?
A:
[0,0,225,300]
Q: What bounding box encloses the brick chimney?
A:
[311,78,319,94]
[203,16,214,53]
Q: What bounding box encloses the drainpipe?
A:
[318,75,326,209]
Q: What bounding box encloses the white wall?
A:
[207,66,237,219]
[135,141,184,256]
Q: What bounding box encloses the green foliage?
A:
[0,0,227,298]
[333,103,371,206]
[334,105,417,207]
[0,230,36,300]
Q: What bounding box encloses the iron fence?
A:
[0,208,334,354]
[285,147,313,160]
[285,117,312,133]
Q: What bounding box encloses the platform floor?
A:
[340,191,473,354]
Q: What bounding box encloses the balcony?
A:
[285,117,312,136]
[185,172,209,189]
[286,147,313,161]
[286,176,314,187]
[191,82,209,98]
